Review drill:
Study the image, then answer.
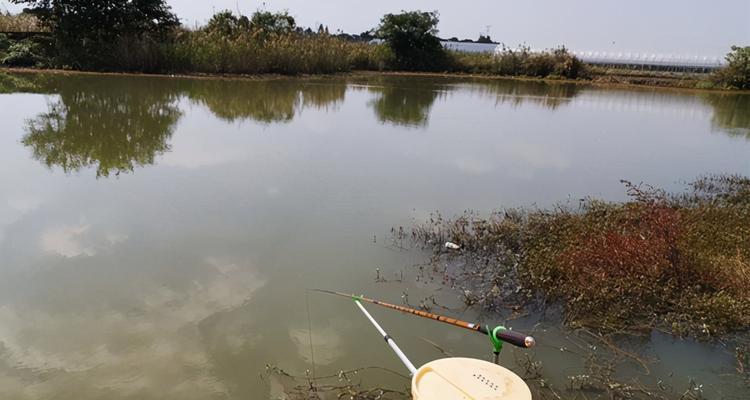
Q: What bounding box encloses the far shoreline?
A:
[2,66,747,95]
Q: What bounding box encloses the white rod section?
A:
[355,299,418,375]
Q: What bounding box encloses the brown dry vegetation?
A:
[0,12,44,32]
[412,175,750,338]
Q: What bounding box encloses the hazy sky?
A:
[2,0,748,56]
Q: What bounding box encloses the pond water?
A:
[0,72,748,399]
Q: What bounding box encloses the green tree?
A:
[204,10,294,40]
[10,0,179,67]
[712,46,750,90]
[250,10,295,36]
[477,34,493,44]
[205,10,250,37]
[376,10,447,71]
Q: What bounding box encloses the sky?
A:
[2,0,748,56]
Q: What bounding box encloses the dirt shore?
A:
[2,66,747,94]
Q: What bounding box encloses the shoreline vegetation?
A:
[1,67,738,95]
[1,6,748,90]
[407,174,750,398]
[410,175,750,341]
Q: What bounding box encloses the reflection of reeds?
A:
[466,80,580,110]
[184,79,347,123]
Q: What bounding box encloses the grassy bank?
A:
[0,30,583,78]
[413,175,750,338]
[0,10,746,89]
[2,34,745,91]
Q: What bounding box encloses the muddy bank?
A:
[3,66,747,94]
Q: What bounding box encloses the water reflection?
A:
[20,76,181,177]
[185,79,346,123]
[0,72,41,93]
[0,256,264,399]
[2,72,750,399]
[360,77,444,127]
[466,79,581,110]
[702,93,750,138]
[359,77,580,128]
[2,72,748,181]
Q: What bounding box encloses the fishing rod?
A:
[314,289,535,366]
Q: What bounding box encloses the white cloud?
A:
[0,259,265,399]
[40,223,95,257]
[288,326,343,366]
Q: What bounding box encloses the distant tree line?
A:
[0,1,747,88]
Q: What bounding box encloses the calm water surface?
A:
[0,72,748,399]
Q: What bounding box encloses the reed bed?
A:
[100,30,391,75]
[0,12,44,32]
[171,32,374,74]
[449,46,588,79]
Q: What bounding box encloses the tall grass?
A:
[173,31,360,74]
[103,29,391,75]
[450,45,588,79]
[0,11,588,79]
[0,13,44,32]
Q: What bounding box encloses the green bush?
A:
[450,46,587,79]
[11,0,179,69]
[376,10,449,71]
[0,34,9,51]
[712,46,750,90]
[1,36,52,67]
[0,33,9,61]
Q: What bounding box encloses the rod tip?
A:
[524,336,536,348]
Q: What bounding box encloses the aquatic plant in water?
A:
[412,175,750,338]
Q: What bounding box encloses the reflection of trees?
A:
[185,79,346,123]
[365,78,442,127]
[0,72,41,93]
[702,93,750,139]
[15,74,348,177]
[360,76,580,127]
[21,76,181,177]
[476,80,580,110]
